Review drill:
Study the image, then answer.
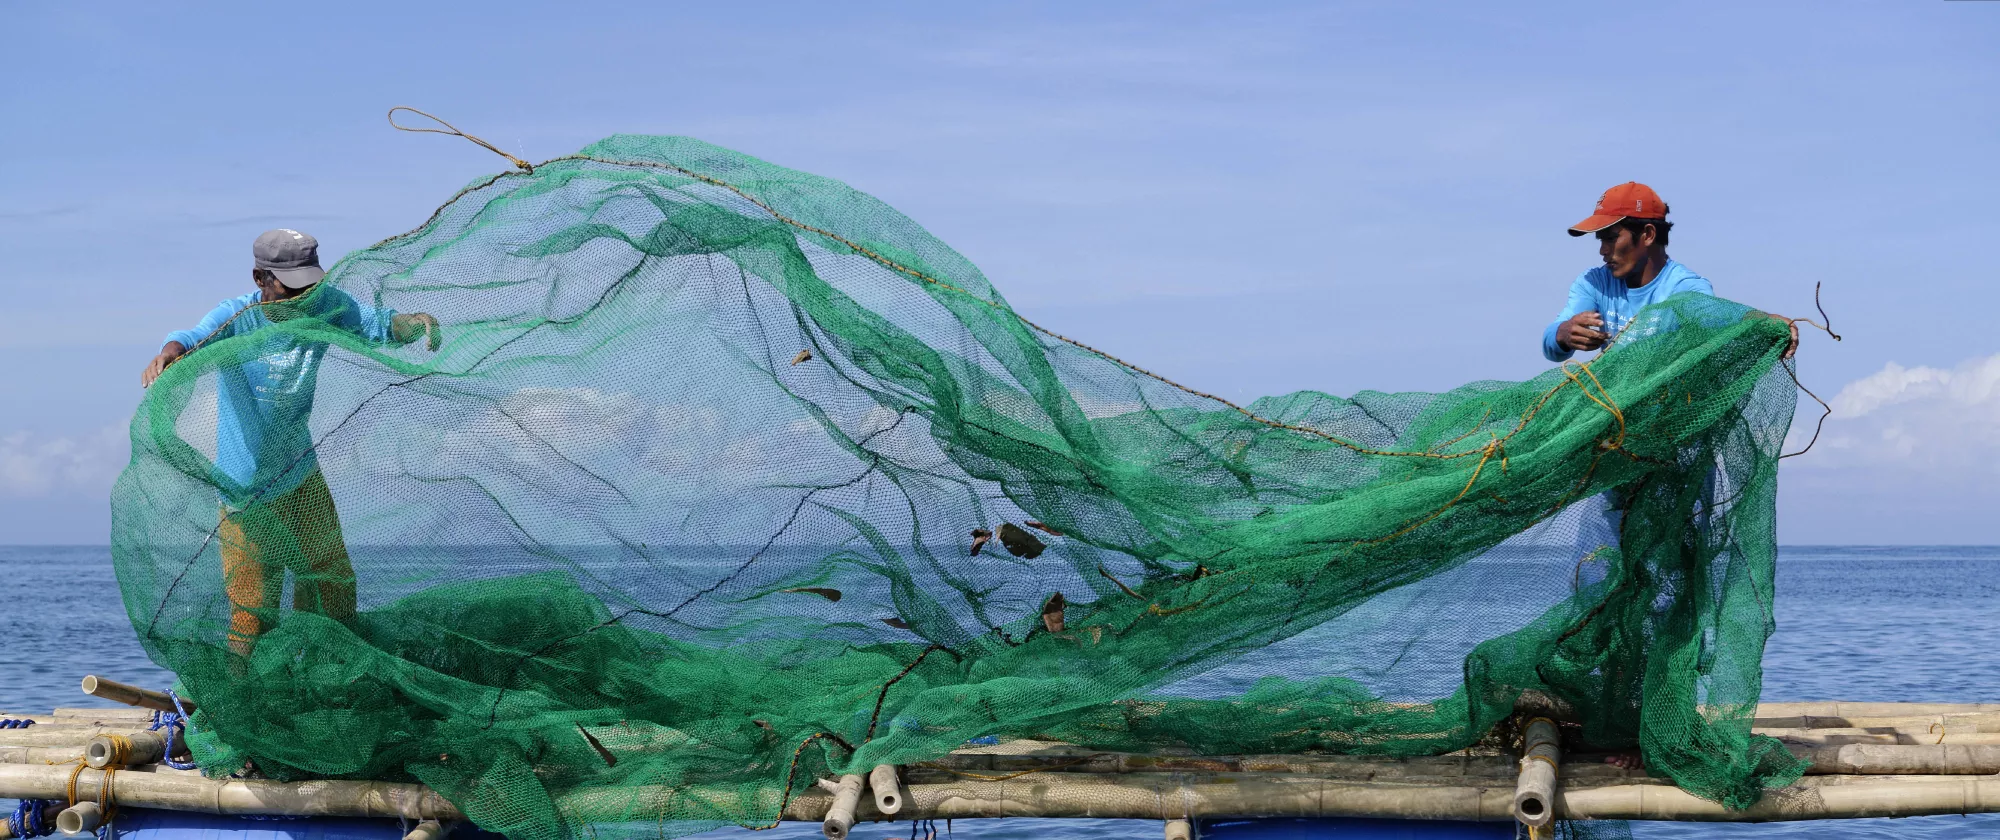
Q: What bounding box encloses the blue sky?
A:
[1,1,1995,543]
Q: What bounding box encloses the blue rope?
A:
[9,800,52,839]
[147,690,200,770]
[0,718,35,729]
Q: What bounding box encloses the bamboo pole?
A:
[57,803,103,836]
[920,743,1981,781]
[1513,718,1560,829]
[820,773,864,840]
[1793,744,2000,775]
[712,772,2000,823]
[79,676,193,715]
[404,820,446,840]
[869,764,903,815]
[0,726,148,747]
[1755,702,2000,719]
[1755,713,2000,732]
[85,730,168,768]
[1164,819,1193,840]
[1766,728,2000,746]
[0,763,463,820]
[2,757,1994,825]
[0,745,85,764]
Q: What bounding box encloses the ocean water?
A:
[2,545,1994,839]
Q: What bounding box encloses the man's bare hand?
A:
[1557,311,1609,353]
[391,313,442,351]
[142,342,187,389]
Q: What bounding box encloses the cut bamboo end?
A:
[1164,818,1193,840]
[80,675,193,715]
[821,773,865,840]
[404,819,446,840]
[85,730,168,769]
[868,764,902,815]
[1513,718,1560,828]
[56,802,103,835]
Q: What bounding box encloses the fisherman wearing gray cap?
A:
[142,229,441,658]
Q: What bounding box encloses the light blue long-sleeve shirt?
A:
[1541,259,1714,362]
[164,289,395,504]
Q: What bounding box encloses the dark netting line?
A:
[114,134,1804,840]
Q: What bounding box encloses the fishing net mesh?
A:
[112,135,1804,839]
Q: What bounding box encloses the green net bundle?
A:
[112,135,1805,839]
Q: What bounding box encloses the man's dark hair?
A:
[1619,213,1671,247]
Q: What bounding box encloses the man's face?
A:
[255,270,315,301]
[1595,224,1653,282]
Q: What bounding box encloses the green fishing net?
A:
[112,135,1805,839]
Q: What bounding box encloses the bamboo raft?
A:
[3,677,1997,839]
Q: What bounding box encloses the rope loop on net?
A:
[388,107,534,173]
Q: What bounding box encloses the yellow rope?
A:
[97,734,132,768]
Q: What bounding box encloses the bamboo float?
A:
[85,729,168,768]
[0,745,84,764]
[1767,728,2000,746]
[869,764,903,815]
[1756,702,2000,718]
[1,748,1996,825]
[403,820,446,840]
[914,743,1995,780]
[79,676,195,715]
[1755,712,2000,731]
[1793,743,2000,775]
[57,803,103,836]
[0,725,150,746]
[1513,718,1559,829]
[1164,819,1193,840]
[820,773,865,840]
[692,773,2000,824]
[0,763,463,820]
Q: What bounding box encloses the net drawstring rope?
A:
[388,107,534,173]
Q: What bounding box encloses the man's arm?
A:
[1542,271,1604,362]
[143,298,250,388]
[326,289,441,351]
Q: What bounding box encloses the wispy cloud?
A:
[0,426,128,498]
[1788,352,2000,477]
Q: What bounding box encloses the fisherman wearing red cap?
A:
[1543,182,1710,362]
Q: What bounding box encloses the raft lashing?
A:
[106,131,1911,840]
[2,678,1996,840]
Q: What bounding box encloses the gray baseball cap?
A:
[253,228,326,289]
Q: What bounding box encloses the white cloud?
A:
[1789,352,2000,474]
[0,426,128,498]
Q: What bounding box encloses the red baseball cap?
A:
[1569,182,1667,236]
